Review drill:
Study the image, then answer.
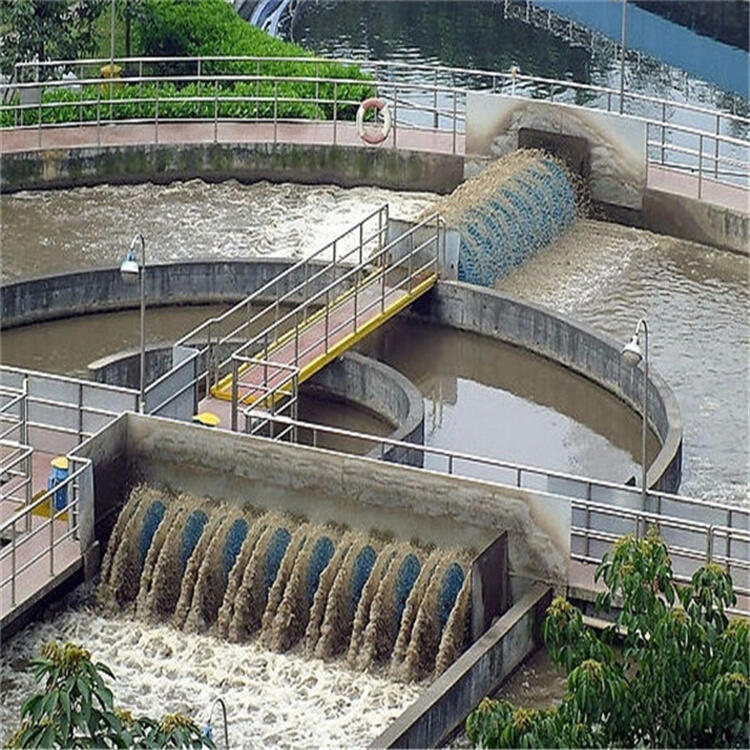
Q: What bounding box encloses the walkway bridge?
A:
[175,207,444,431]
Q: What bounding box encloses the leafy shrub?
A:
[466,529,749,748]
[1,0,373,127]
[8,641,214,748]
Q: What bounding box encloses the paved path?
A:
[2,120,745,214]
[202,271,436,427]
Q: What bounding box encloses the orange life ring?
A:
[356,98,392,145]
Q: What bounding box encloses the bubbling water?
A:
[98,485,473,682]
[431,150,577,287]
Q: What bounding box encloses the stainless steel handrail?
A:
[3,56,746,190]
[237,411,750,606]
[9,54,749,127]
[239,411,749,521]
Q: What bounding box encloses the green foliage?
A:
[0,0,107,76]
[136,0,372,119]
[466,529,749,748]
[3,0,373,126]
[7,641,214,749]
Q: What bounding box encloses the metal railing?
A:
[174,204,388,398]
[238,411,750,610]
[0,446,91,610]
[224,213,442,420]
[231,357,300,435]
[0,366,137,615]
[149,208,441,421]
[2,55,747,190]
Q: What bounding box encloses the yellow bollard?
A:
[100,63,123,93]
[192,412,221,428]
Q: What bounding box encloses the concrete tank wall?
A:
[402,281,683,493]
[89,345,425,466]
[0,141,464,195]
[72,413,571,588]
[0,259,336,330]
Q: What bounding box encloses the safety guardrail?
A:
[222,212,442,417]
[0,366,137,616]
[174,204,388,394]
[0,445,91,610]
[238,411,750,611]
[2,55,747,190]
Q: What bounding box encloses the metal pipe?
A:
[619,0,627,114]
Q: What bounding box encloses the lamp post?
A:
[621,318,648,507]
[619,0,628,114]
[120,232,146,412]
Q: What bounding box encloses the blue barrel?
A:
[47,456,69,511]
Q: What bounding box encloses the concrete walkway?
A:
[2,119,745,214]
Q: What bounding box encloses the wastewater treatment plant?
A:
[0,0,748,747]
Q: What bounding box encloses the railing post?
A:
[77,382,84,444]
[660,102,666,164]
[392,83,398,148]
[584,483,593,558]
[97,82,102,146]
[315,61,320,121]
[333,81,338,145]
[214,79,219,143]
[37,82,42,147]
[607,91,612,112]
[448,454,454,474]
[231,358,238,432]
[353,284,358,334]
[706,525,714,562]
[714,114,720,179]
[452,88,457,154]
[49,512,55,576]
[154,81,159,144]
[324,289,329,350]
[138,60,143,119]
[697,133,703,199]
[11,519,16,606]
[255,60,261,120]
[433,69,438,128]
[273,79,278,143]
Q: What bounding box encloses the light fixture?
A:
[621,318,649,511]
[120,233,146,412]
[119,249,139,282]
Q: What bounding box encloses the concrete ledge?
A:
[642,187,748,256]
[0,258,332,330]
[306,351,425,466]
[0,141,464,195]
[371,583,553,749]
[89,344,425,465]
[407,281,683,493]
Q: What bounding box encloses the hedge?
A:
[2,0,374,127]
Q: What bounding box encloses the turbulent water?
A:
[0,593,420,748]
[99,485,472,682]
[1,482,475,746]
[433,150,577,286]
[0,180,437,281]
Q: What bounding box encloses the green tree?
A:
[466,528,749,748]
[0,0,107,77]
[8,641,215,748]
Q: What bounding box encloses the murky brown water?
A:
[0,180,436,281]
[362,319,656,484]
[0,305,230,378]
[498,219,749,505]
[2,183,745,502]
